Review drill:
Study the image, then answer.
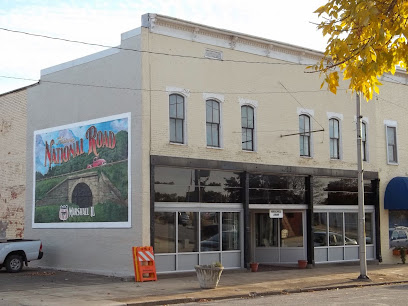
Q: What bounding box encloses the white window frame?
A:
[239,98,258,152]
[385,120,398,165]
[297,108,314,158]
[327,112,343,160]
[203,93,224,149]
[167,87,190,145]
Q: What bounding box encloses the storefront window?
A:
[154,212,175,253]
[280,212,303,247]
[329,213,344,246]
[178,212,198,252]
[313,177,376,205]
[365,213,373,245]
[249,174,306,204]
[155,167,242,203]
[313,213,328,246]
[222,212,240,250]
[344,213,358,244]
[200,212,220,251]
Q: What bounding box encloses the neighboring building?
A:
[0,84,36,240]
[23,14,408,276]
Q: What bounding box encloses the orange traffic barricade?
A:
[132,246,157,282]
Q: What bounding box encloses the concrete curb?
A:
[126,280,408,305]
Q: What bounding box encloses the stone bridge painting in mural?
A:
[35,171,125,208]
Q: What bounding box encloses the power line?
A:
[0,75,342,95]
[279,81,326,133]
[0,27,304,66]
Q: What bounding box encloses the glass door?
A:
[254,211,305,263]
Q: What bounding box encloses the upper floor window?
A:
[299,114,311,157]
[329,118,340,159]
[169,94,185,143]
[241,105,254,151]
[206,100,220,147]
[361,122,367,161]
[386,125,398,163]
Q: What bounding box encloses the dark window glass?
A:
[206,100,220,147]
[313,177,375,205]
[154,212,176,253]
[155,167,242,203]
[241,105,254,151]
[387,126,397,163]
[178,212,198,252]
[200,212,220,251]
[329,118,340,159]
[249,174,306,204]
[299,114,311,157]
[169,94,184,143]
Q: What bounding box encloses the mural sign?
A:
[33,113,131,228]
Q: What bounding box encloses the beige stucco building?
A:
[19,14,408,276]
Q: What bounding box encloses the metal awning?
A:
[384,177,408,210]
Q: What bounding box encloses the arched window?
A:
[206,100,220,147]
[241,105,254,151]
[361,122,367,161]
[169,94,185,143]
[329,118,340,159]
[299,114,311,157]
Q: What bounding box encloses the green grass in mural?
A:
[35,201,128,223]
[100,162,128,199]
[35,177,66,201]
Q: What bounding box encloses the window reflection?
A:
[222,212,240,251]
[256,214,278,247]
[280,213,303,247]
[313,177,375,205]
[329,213,344,246]
[345,213,358,244]
[365,213,373,245]
[155,167,242,203]
[200,212,220,251]
[154,212,175,253]
[178,212,198,252]
[313,213,328,246]
[249,174,306,204]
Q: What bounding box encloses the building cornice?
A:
[142,13,323,65]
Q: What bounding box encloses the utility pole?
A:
[356,93,369,280]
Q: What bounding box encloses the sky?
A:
[0,0,327,95]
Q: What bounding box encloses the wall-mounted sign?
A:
[33,113,131,228]
[269,209,283,218]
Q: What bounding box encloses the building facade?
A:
[0,86,35,240]
[22,14,408,276]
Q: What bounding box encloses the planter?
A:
[393,248,408,256]
[250,262,259,272]
[298,260,308,269]
[195,265,224,289]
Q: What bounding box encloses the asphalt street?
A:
[184,283,408,306]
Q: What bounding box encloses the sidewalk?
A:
[1,264,408,305]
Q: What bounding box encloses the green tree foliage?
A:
[313,0,408,100]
